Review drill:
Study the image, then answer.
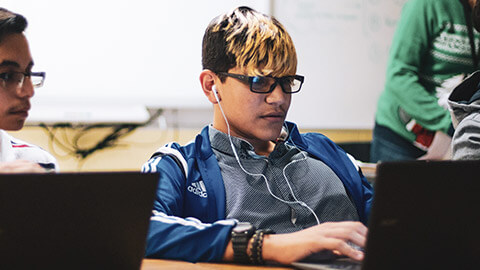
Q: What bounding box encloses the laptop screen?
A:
[363,160,480,270]
[0,172,158,270]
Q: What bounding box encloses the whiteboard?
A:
[3,0,406,128]
[2,0,270,124]
[275,0,407,129]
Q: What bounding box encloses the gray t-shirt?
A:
[209,126,359,233]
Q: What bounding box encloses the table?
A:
[141,259,294,270]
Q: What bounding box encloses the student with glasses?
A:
[142,7,372,265]
[0,8,57,172]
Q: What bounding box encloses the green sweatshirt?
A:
[375,0,480,144]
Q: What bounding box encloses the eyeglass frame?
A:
[216,72,304,94]
[0,71,46,91]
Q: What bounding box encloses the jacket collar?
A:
[284,121,308,150]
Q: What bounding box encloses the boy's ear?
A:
[200,70,220,104]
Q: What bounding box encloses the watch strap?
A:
[231,223,256,263]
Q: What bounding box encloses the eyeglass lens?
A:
[30,74,44,87]
[251,76,301,93]
[1,72,44,90]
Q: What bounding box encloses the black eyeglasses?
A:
[0,71,46,91]
[217,72,304,94]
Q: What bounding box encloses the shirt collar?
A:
[208,125,256,159]
[208,125,293,160]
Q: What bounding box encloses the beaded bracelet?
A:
[249,229,275,264]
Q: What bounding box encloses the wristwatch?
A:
[231,222,256,263]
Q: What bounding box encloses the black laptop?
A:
[0,172,158,270]
[293,160,480,270]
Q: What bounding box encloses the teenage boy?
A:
[0,8,58,172]
[142,7,372,265]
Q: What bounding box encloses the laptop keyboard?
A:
[322,259,361,269]
[292,259,361,270]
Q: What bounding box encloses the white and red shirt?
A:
[0,130,58,171]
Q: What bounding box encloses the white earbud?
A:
[212,85,220,103]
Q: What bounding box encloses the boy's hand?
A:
[262,221,367,265]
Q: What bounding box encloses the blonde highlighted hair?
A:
[202,6,297,78]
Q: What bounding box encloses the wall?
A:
[3,0,407,129]
[3,0,269,125]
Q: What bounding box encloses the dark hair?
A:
[0,8,28,43]
[201,8,242,75]
[201,6,297,82]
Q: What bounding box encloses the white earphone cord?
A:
[214,87,320,225]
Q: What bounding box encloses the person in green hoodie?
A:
[371,0,480,162]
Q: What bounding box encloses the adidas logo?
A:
[187,181,208,198]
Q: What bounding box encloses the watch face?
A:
[233,222,253,233]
